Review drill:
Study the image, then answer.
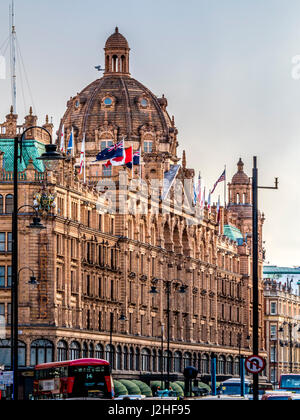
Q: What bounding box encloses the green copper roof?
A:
[0,138,45,173]
[223,225,243,243]
[263,266,300,275]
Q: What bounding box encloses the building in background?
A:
[0,28,267,398]
[264,277,300,386]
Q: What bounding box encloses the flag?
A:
[211,170,226,194]
[67,129,74,155]
[59,124,65,153]
[79,133,85,179]
[126,148,140,169]
[95,139,124,162]
[201,186,206,209]
[197,173,202,204]
[217,196,221,224]
[193,178,198,206]
[105,146,133,167]
[161,165,180,200]
[207,190,211,211]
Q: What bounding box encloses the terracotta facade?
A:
[0,28,266,385]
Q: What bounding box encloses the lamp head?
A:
[27,217,46,230]
[37,144,65,171]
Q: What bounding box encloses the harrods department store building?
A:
[0,28,266,382]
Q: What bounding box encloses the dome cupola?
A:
[104,27,130,75]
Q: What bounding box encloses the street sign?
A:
[245,355,266,374]
[0,371,13,386]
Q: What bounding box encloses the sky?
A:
[0,0,299,266]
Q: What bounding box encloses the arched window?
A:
[218,355,226,374]
[174,351,182,373]
[69,341,81,360]
[164,350,172,372]
[141,348,151,372]
[89,343,94,358]
[227,356,234,375]
[135,348,140,371]
[57,340,68,362]
[234,357,240,375]
[183,352,192,369]
[0,195,3,214]
[112,55,118,72]
[201,354,209,374]
[193,352,197,368]
[116,345,122,370]
[30,339,53,365]
[0,339,26,367]
[82,342,88,358]
[123,346,128,371]
[121,55,126,73]
[129,347,134,371]
[158,350,163,372]
[105,344,115,368]
[95,344,103,359]
[152,349,157,372]
[5,195,13,214]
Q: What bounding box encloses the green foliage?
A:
[118,379,141,395]
[198,382,211,391]
[150,380,165,390]
[113,380,128,397]
[174,381,185,391]
[131,380,153,397]
[170,382,184,397]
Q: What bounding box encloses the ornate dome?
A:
[231,158,250,184]
[105,27,129,50]
[59,28,178,163]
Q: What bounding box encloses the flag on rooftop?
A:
[95,139,124,162]
[211,169,226,194]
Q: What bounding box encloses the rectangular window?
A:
[102,166,112,177]
[0,267,5,287]
[98,311,102,331]
[7,233,12,252]
[7,266,11,287]
[87,275,90,296]
[7,303,11,325]
[0,233,5,252]
[270,324,277,340]
[270,302,277,315]
[143,141,153,153]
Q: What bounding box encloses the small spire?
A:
[237,158,244,172]
[10,105,13,114]
[171,115,175,127]
[115,26,119,33]
[29,106,33,115]
[182,150,186,169]
[45,115,49,124]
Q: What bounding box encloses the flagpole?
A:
[224,165,227,207]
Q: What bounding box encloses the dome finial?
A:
[115,26,119,33]
[237,158,244,172]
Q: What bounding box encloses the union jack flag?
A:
[211,170,226,194]
[95,140,124,161]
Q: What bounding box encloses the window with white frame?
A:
[270,302,277,315]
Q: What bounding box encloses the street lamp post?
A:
[11,127,64,400]
[252,156,278,401]
[150,278,187,390]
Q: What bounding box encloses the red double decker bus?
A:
[33,358,114,400]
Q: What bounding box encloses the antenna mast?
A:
[10,0,17,113]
